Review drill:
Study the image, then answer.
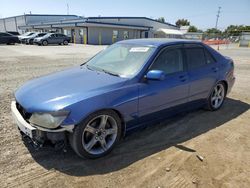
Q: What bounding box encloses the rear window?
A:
[186,47,206,70]
[204,49,216,64]
[57,34,66,37]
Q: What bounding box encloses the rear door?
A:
[185,44,218,101]
[0,33,10,44]
[56,34,64,43]
[0,33,4,44]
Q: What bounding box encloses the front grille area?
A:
[16,102,32,121]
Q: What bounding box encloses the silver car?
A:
[33,33,71,46]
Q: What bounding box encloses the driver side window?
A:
[150,48,183,74]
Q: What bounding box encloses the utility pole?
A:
[67,3,69,15]
[215,6,221,29]
[215,6,221,51]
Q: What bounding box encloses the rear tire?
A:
[63,40,69,45]
[7,40,15,45]
[206,82,226,111]
[69,110,122,159]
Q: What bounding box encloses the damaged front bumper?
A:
[11,101,74,148]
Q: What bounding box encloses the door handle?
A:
[212,67,219,72]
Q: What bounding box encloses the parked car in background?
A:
[25,33,47,44]
[18,32,35,43]
[0,32,19,44]
[7,31,20,36]
[11,39,235,159]
[33,33,71,46]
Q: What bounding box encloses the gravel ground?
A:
[0,43,249,188]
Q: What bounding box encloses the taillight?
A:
[228,61,235,78]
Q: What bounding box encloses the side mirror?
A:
[146,70,165,81]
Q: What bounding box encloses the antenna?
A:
[67,3,69,15]
[215,6,221,29]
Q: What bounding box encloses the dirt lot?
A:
[0,44,249,188]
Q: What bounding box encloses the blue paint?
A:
[15,39,235,134]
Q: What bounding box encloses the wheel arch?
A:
[75,108,126,139]
[219,80,228,95]
[206,79,228,100]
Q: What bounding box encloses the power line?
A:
[215,6,221,29]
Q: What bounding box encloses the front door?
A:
[48,34,57,44]
[138,46,189,123]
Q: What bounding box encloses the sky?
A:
[0,0,249,30]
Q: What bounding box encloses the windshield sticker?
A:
[129,47,150,52]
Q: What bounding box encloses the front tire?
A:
[69,110,122,159]
[206,82,226,111]
[42,40,48,46]
[29,39,34,45]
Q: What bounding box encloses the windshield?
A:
[44,33,52,37]
[30,33,39,37]
[39,33,47,37]
[86,43,155,78]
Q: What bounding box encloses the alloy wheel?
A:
[82,115,118,155]
[42,41,48,46]
[211,83,225,109]
[63,40,68,45]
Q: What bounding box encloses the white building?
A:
[0,15,182,45]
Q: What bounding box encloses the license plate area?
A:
[15,119,35,138]
[11,101,36,139]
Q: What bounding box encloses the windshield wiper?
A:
[101,69,120,77]
[86,64,120,77]
[86,64,95,71]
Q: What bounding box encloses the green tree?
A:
[204,28,222,38]
[224,25,250,36]
[156,17,166,23]
[205,28,222,34]
[188,25,198,32]
[175,19,190,27]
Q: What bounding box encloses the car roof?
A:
[118,38,203,47]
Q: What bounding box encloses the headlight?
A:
[29,111,69,129]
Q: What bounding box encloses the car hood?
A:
[18,36,31,39]
[15,66,128,112]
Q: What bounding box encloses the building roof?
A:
[0,14,79,20]
[156,28,183,35]
[19,19,151,30]
[0,15,178,28]
[88,16,178,28]
[118,38,201,47]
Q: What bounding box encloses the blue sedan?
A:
[11,39,235,158]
